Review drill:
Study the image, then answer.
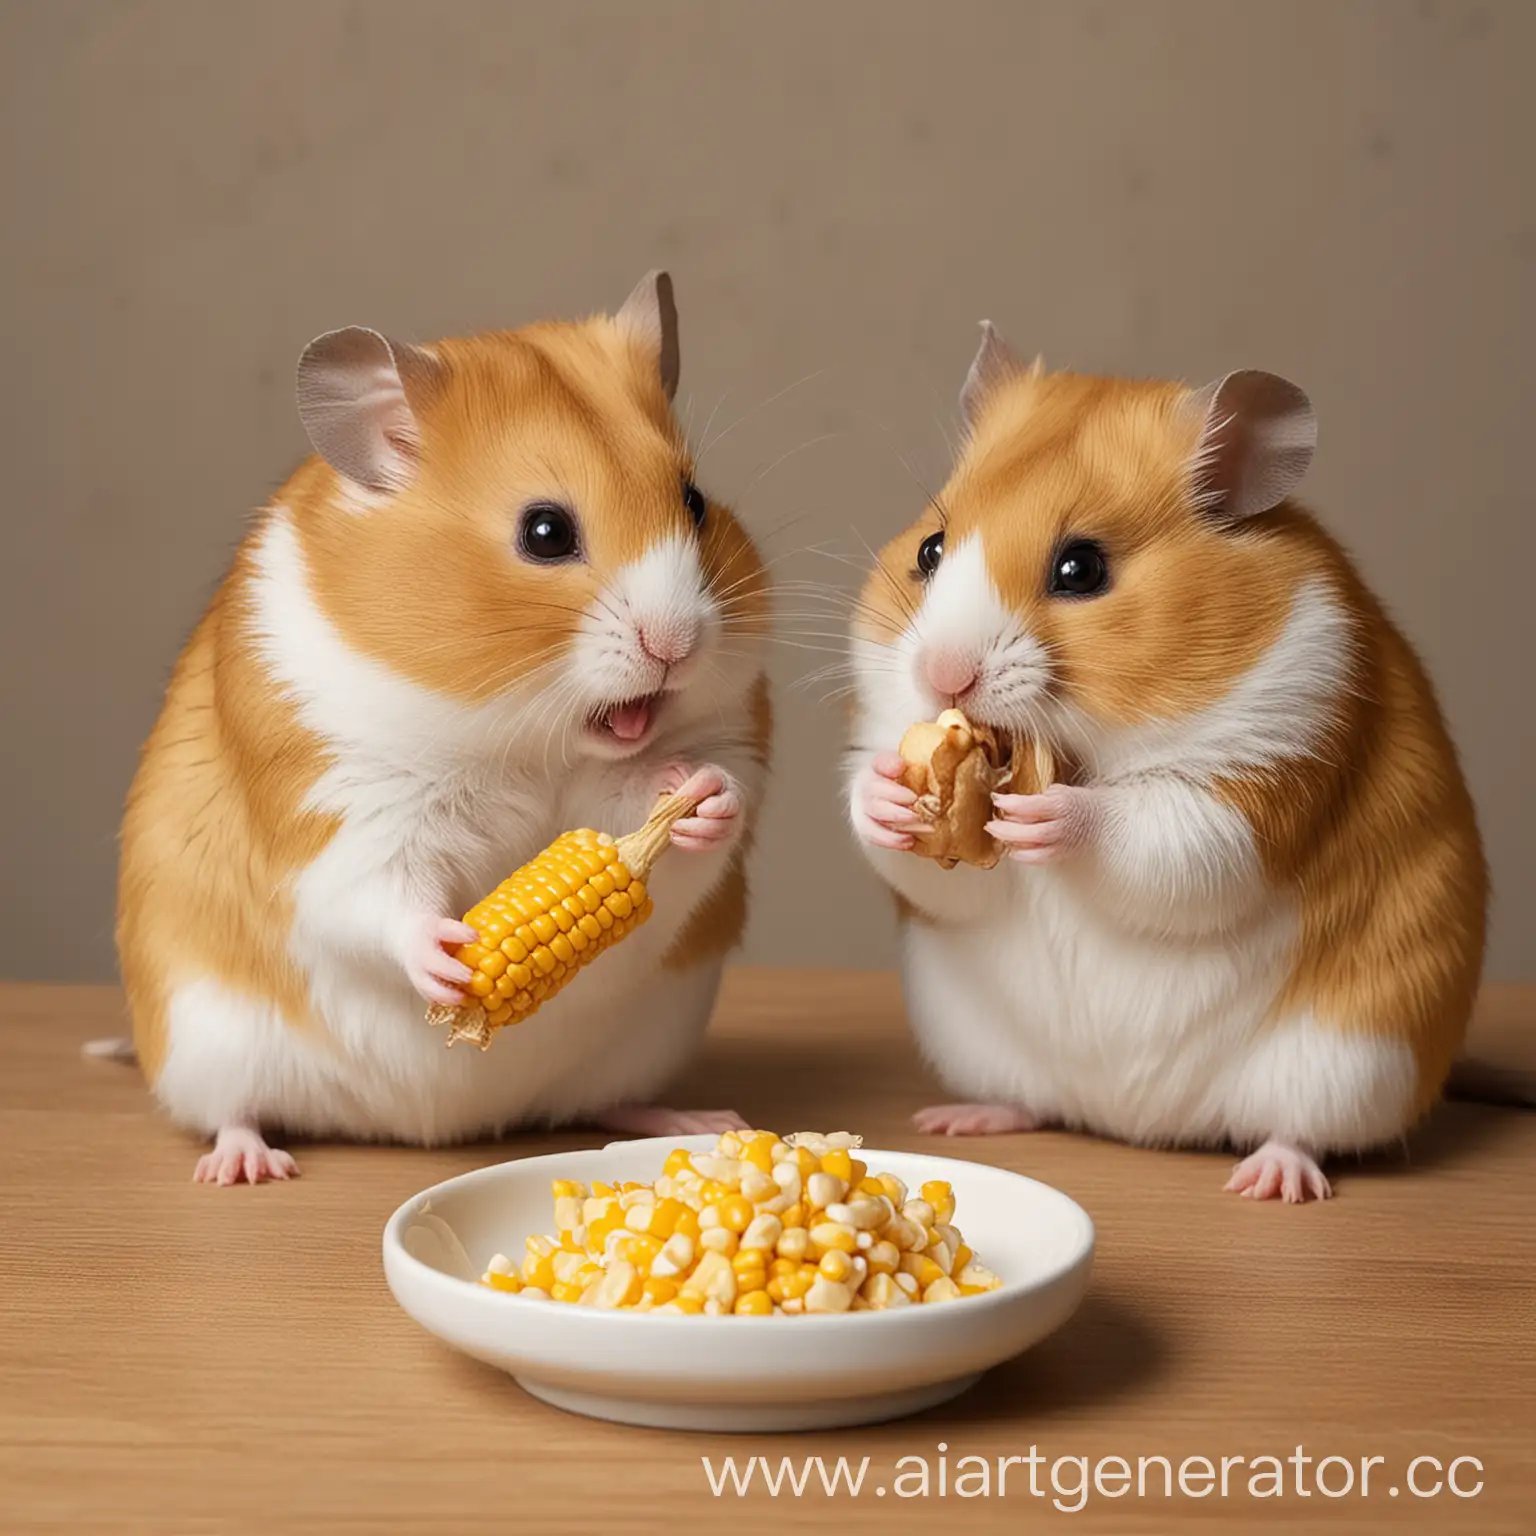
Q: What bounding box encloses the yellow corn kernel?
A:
[699,1227,739,1258]
[819,1148,854,1183]
[856,1177,886,1197]
[766,1265,817,1303]
[790,1146,820,1178]
[739,1168,777,1203]
[662,1148,693,1178]
[549,1279,587,1304]
[808,1221,857,1256]
[668,1294,705,1315]
[865,1240,901,1275]
[735,1289,773,1316]
[672,1207,701,1242]
[780,1201,805,1230]
[860,1273,911,1310]
[481,1271,522,1294]
[956,1261,1002,1291]
[642,1277,680,1305]
[875,1173,907,1207]
[952,1242,974,1274]
[681,1251,738,1308]
[739,1213,783,1253]
[739,1133,777,1175]
[586,1210,624,1249]
[775,1227,810,1262]
[818,1250,855,1284]
[899,1252,946,1290]
[731,1249,768,1277]
[611,1234,662,1272]
[921,1180,956,1224]
[591,1182,617,1199]
[520,1255,556,1290]
[643,1197,686,1238]
[805,1276,854,1314]
[715,1195,754,1233]
[580,1194,613,1221]
[770,1257,798,1278]
[581,1260,644,1309]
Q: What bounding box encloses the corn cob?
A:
[425,790,699,1050]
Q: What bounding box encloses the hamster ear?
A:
[960,321,1038,430]
[1188,370,1316,520]
[295,327,443,494]
[615,269,680,400]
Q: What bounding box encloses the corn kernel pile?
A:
[478,1130,1004,1315]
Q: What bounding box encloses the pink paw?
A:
[851,752,925,852]
[400,914,478,1006]
[912,1102,1040,1136]
[193,1126,299,1186]
[986,785,1100,865]
[597,1105,750,1137]
[1224,1140,1332,1203]
[663,765,743,853]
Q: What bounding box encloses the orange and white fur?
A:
[117,272,770,1184]
[847,325,1486,1201]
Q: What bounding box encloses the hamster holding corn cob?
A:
[847,324,1486,1202]
[116,273,770,1183]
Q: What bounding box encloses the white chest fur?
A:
[899,867,1299,1144]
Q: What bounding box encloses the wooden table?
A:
[2,973,1532,1535]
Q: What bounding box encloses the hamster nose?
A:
[638,622,698,666]
[923,652,978,699]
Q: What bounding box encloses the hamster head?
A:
[291,271,767,760]
[854,323,1319,750]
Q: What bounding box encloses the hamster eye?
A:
[915,530,945,578]
[1049,538,1109,598]
[682,477,707,530]
[518,502,580,563]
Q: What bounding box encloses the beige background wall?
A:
[1,0,1531,981]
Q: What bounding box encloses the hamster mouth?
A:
[589,693,664,746]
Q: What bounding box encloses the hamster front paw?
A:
[987,784,1102,865]
[851,752,926,852]
[399,914,479,1005]
[659,764,744,853]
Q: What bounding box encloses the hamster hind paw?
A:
[193,1125,300,1186]
[913,1102,1041,1136]
[595,1105,749,1138]
[1224,1140,1331,1203]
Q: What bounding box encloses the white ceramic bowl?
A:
[383,1135,1094,1432]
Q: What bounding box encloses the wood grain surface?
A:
[1,971,1531,1535]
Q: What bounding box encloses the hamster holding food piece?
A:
[116,272,771,1183]
[846,323,1486,1202]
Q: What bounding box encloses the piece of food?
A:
[477,1128,1006,1315]
[897,709,1056,868]
[425,791,698,1049]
